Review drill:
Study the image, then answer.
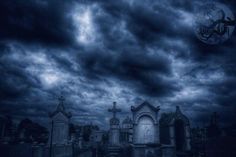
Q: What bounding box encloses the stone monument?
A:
[131,101,161,157]
[160,106,191,156]
[108,102,121,146]
[107,102,122,157]
[48,95,72,145]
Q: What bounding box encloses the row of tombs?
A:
[49,97,191,157]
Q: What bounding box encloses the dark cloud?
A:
[0,53,35,100]
[0,0,236,128]
[169,0,194,11]
[78,48,179,97]
[0,0,76,47]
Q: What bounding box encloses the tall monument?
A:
[108,102,121,146]
[48,95,72,145]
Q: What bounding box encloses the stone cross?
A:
[108,102,121,118]
[58,95,65,105]
[57,95,65,111]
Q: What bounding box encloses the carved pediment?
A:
[132,101,160,125]
[131,101,160,112]
[52,112,69,122]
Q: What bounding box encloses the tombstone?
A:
[48,95,72,145]
[131,101,161,157]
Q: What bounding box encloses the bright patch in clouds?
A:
[24,52,63,87]
[73,6,96,44]
[178,10,194,27]
[40,72,60,86]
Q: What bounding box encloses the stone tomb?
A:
[48,95,72,145]
[131,101,161,157]
[159,106,191,153]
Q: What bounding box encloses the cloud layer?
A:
[0,0,236,128]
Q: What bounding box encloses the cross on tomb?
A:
[108,102,121,118]
[57,95,65,111]
[58,95,65,105]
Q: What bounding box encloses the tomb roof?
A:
[131,101,160,112]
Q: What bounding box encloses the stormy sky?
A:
[0,0,236,128]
